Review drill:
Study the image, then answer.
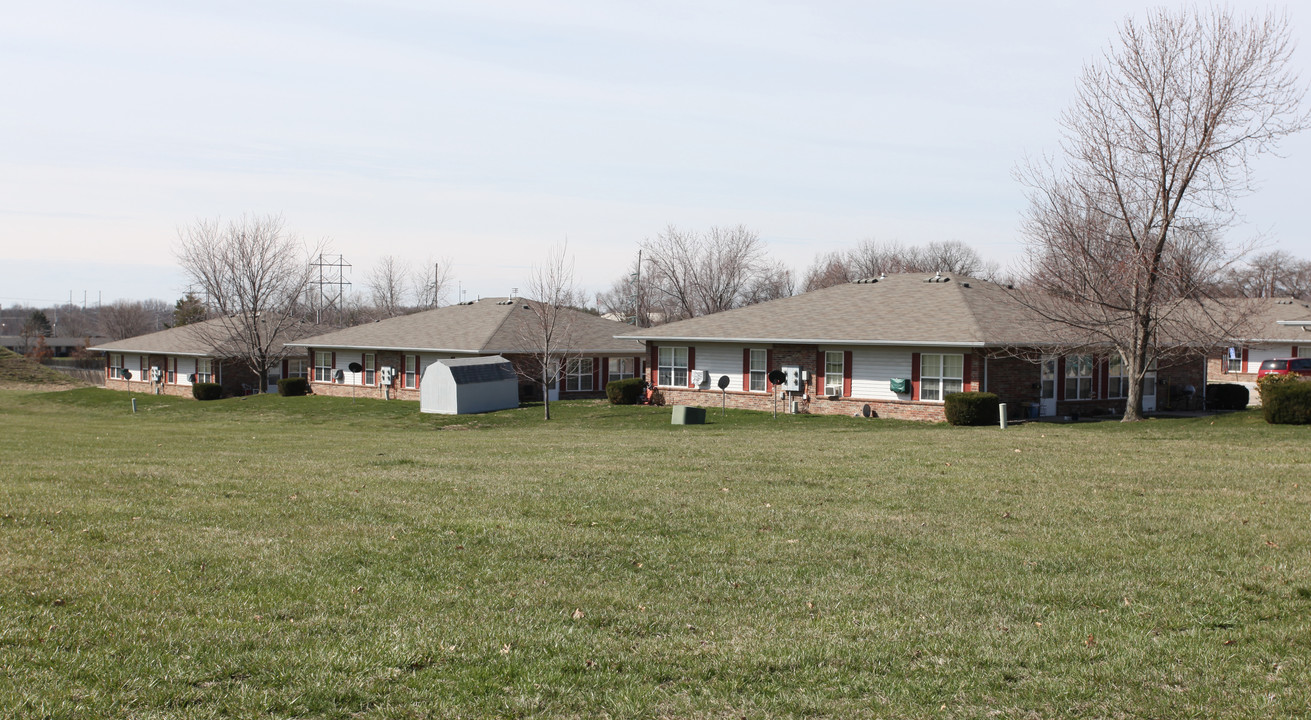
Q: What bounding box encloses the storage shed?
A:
[419,355,519,415]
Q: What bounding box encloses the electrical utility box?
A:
[781,365,802,392]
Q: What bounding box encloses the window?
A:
[404,355,417,389]
[566,358,593,392]
[166,358,176,384]
[749,349,767,392]
[364,354,375,385]
[658,347,688,387]
[824,351,844,396]
[1107,355,1127,398]
[196,358,214,384]
[920,354,963,402]
[608,357,634,381]
[1142,357,1157,397]
[1040,357,1056,400]
[287,358,308,379]
[314,352,333,382]
[1225,347,1243,373]
[1064,355,1093,400]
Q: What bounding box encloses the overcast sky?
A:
[3,1,1310,308]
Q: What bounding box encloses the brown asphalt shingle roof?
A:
[287,298,645,355]
[89,318,323,357]
[1220,297,1311,342]
[621,274,1051,347]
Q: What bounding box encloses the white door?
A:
[547,360,560,402]
[1141,367,1157,412]
[1039,355,1058,417]
[267,372,281,394]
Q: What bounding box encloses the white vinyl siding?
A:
[849,348,915,400]
[1246,346,1281,375]
[685,343,746,391]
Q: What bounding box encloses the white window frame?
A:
[196,358,214,384]
[314,351,333,382]
[404,355,417,389]
[287,358,309,379]
[824,351,844,396]
[920,353,964,402]
[1107,355,1127,399]
[109,353,125,380]
[566,358,593,392]
[608,357,634,381]
[363,353,376,386]
[1225,347,1243,373]
[749,349,767,392]
[1064,354,1093,400]
[658,347,688,387]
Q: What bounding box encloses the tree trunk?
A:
[542,366,551,420]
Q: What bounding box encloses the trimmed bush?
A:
[192,382,223,401]
[278,377,309,397]
[944,391,1000,426]
[1206,383,1250,411]
[1262,379,1311,424]
[605,377,646,405]
[1257,372,1301,405]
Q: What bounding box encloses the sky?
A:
[3,1,1311,308]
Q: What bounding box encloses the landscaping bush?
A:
[1257,372,1301,405]
[1206,383,1250,411]
[192,382,223,401]
[605,377,646,405]
[1262,379,1311,424]
[944,391,999,426]
[278,377,309,397]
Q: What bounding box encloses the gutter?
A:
[615,335,989,348]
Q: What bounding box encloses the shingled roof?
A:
[620,274,1052,347]
[288,298,645,355]
[89,318,323,357]
[1226,297,1311,342]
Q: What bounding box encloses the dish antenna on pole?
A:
[717,374,730,416]
[768,369,787,419]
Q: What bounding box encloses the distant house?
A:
[620,273,1205,421]
[89,319,319,397]
[1206,296,1311,390]
[0,335,108,357]
[286,297,646,402]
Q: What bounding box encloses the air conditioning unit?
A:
[690,370,708,387]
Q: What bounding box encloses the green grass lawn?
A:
[2,388,1309,719]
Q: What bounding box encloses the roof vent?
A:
[924,273,950,283]
[961,282,970,288]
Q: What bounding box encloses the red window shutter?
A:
[282,358,288,379]
[1292,346,1299,358]
[962,353,973,391]
[1240,347,1248,373]
[843,351,853,397]
[415,354,421,389]
[649,345,658,384]
[331,352,336,382]
[742,348,750,391]
[815,350,824,393]
[1099,358,1109,398]
[911,352,921,400]
[600,357,610,389]
[592,357,600,391]
[687,347,695,388]
[1056,357,1066,398]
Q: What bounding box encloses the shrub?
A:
[1257,372,1301,406]
[192,382,223,401]
[1262,379,1311,424]
[605,377,646,405]
[944,391,1000,426]
[278,377,309,397]
[1206,383,1250,411]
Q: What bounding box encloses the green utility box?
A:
[671,405,706,425]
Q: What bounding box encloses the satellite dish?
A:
[767,369,786,386]
[862,404,872,418]
[121,369,133,380]
[717,374,730,390]
[348,362,363,373]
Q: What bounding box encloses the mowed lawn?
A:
[1,389,1309,719]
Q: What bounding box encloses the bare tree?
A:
[640,224,789,322]
[802,239,993,292]
[414,256,454,309]
[518,242,582,420]
[176,214,320,391]
[1221,250,1311,298]
[367,255,411,318]
[98,301,157,340]
[1015,7,1307,421]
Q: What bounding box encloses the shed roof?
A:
[438,355,517,384]
[289,298,645,355]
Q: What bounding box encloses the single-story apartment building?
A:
[1,335,108,357]
[619,273,1205,422]
[1205,296,1311,392]
[286,297,646,402]
[90,318,320,397]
